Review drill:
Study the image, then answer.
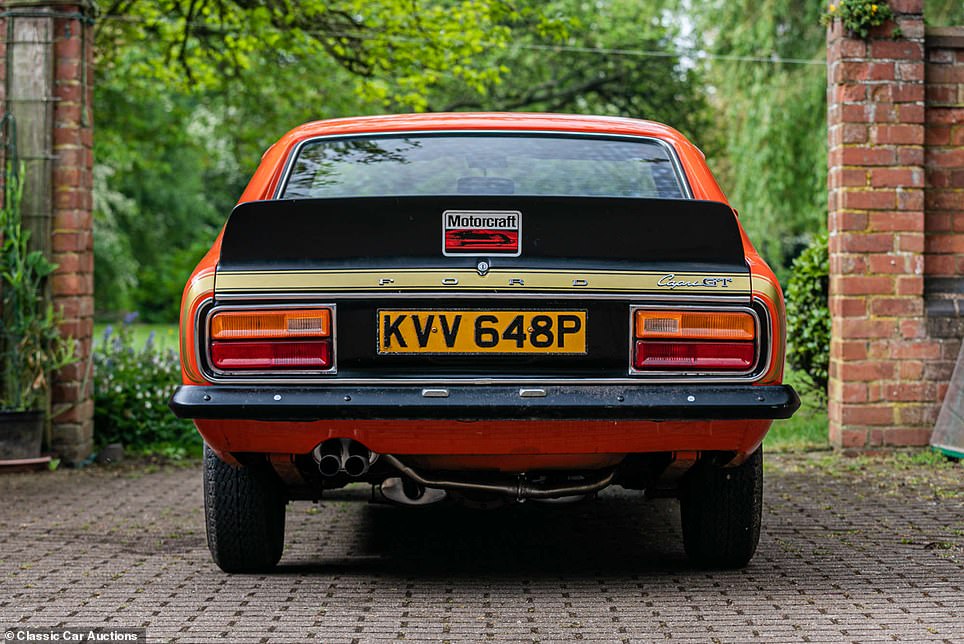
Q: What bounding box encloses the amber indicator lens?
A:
[211,340,331,370]
[635,310,754,340]
[211,309,331,340]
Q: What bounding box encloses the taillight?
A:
[208,307,334,372]
[211,309,331,339]
[632,309,756,372]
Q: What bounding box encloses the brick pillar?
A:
[827,1,936,448]
[1,1,94,463]
[924,28,964,336]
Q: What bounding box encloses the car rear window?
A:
[279,134,688,200]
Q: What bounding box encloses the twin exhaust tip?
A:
[310,438,447,505]
[313,438,373,478]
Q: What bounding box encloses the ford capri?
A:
[170,113,800,572]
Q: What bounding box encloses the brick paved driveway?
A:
[1,453,962,643]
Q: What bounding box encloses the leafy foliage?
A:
[93,1,712,322]
[687,0,828,280]
[1,166,78,411]
[785,233,830,398]
[93,74,230,320]
[821,0,896,38]
[688,0,961,277]
[92,44,378,320]
[926,0,964,25]
[96,0,565,110]
[428,0,711,140]
[93,321,198,450]
[91,0,964,327]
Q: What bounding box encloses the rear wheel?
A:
[679,447,763,569]
[203,444,286,573]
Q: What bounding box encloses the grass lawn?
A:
[764,367,829,452]
[93,322,180,352]
[92,323,829,452]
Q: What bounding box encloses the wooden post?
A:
[3,3,55,255]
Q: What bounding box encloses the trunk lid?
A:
[214,196,750,297]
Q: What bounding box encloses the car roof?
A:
[275,112,694,149]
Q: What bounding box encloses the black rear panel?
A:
[200,297,770,381]
[218,196,747,272]
[336,297,628,378]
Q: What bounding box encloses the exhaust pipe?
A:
[380,454,615,500]
[343,442,371,478]
[312,439,374,478]
[314,441,343,477]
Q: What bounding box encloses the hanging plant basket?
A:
[0,410,44,460]
[820,0,898,39]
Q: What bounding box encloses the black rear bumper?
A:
[170,384,799,422]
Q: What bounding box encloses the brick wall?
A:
[1,2,95,463]
[827,1,963,448]
[49,5,94,463]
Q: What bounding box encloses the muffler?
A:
[380,477,447,506]
[312,439,374,478]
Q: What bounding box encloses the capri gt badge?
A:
[657,274,734,289]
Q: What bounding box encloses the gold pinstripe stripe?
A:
[180,273,215,383]
[215,268,752,295]
[750,273,787,382]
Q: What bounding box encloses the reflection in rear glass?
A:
[281,135,687,200]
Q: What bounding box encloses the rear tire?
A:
[203,444,286,573]
[680,447,763,569]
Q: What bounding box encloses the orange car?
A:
[170,113,799,572]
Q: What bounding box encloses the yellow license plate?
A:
[377,310,587,355]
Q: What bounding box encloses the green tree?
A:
[429,0,710,141]
[94,70,227,320]
[687,0,964,278]
[926,0,964,26]
[92,2,572,320]
[96,0,563,110]
[687,0,828,280]
[93,1,714,321]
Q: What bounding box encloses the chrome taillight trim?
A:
[199,303,337,380]
[194,294,773,385]
[627,304,768,381]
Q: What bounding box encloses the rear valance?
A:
[218,196,748,272]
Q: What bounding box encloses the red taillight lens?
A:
[633,340,754,371]
[211,340,331,370]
